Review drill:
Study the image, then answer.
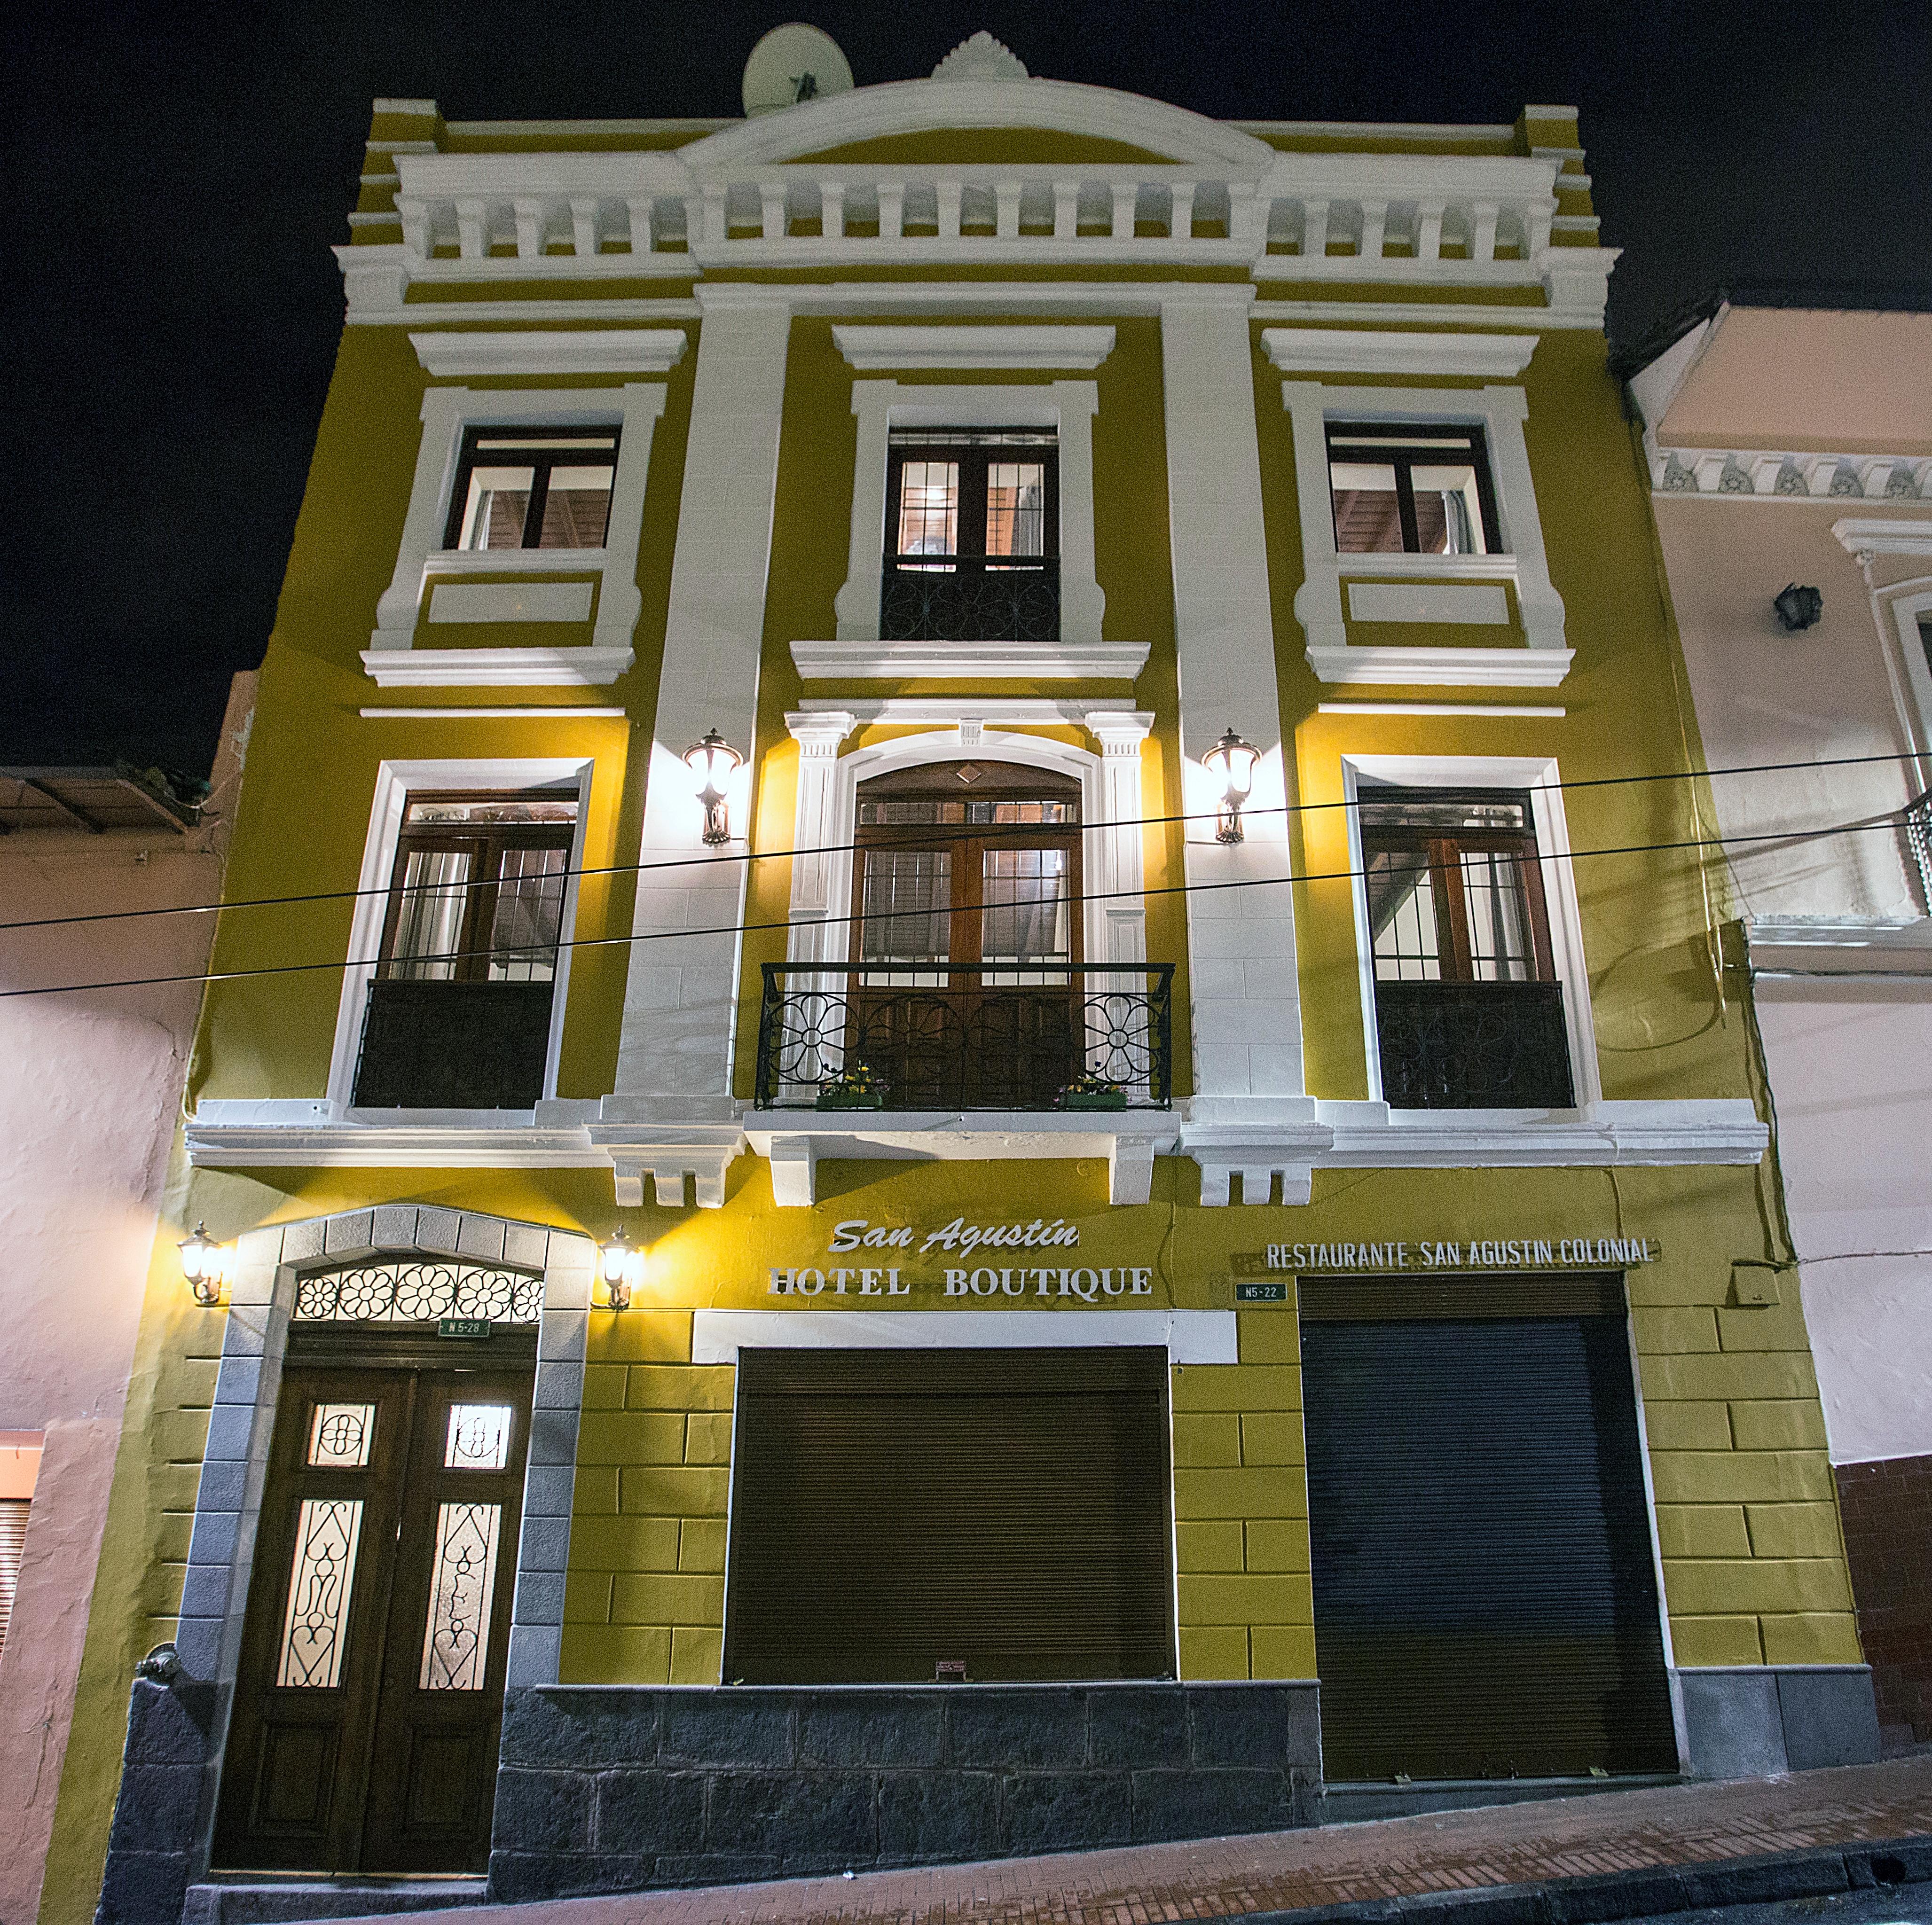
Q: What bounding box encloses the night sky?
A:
[6,2,1928,777]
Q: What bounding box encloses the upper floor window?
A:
[354,789,579,1110]
[1359,788,1572,1108]
[445,427,619,553]
[881,430,1060,642]
[1327,421,1500,556]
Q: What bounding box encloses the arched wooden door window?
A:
[848,760,1082,1108]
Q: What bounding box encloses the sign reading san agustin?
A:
[762,1218,1658,1301]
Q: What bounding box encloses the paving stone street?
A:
[314,1756,1932,1925]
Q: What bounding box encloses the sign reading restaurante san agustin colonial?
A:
[761,1218,1658,1300]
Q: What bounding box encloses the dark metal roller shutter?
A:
[1302,1274,1676,1781]
[723,1346,1175,1685]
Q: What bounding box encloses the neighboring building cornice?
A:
[1649,448,1930,501]
[1832,516,1932,557]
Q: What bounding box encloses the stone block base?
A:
[1678,1664,1880,1778]
[488,1682,1321,1901]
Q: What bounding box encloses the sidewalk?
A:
[347,1758,1932,1925]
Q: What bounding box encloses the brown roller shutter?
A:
[1301,1273,1676,1781]
[723,1346,1175,1685]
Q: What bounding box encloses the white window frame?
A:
[1339,753,1601,1108]
[1283,381,1571,687]
[781,714,1152,978]
[833,380,1104,645]
[327,757,594,1118]
[366,383,668,685]
[1879,577,1932,773]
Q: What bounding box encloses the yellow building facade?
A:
[46,34,1877,1925]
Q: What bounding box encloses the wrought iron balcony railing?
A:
[352,978,555,1110]
[1907,789,1932,913]
[1374,979,1576,1111]
[880,557,1060,643]
[756,962,1172,1111]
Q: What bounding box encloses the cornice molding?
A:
[790,637,1148,680]
[359,646,635,687]
[1304,643,1574,687]
[1650,450,1930,502]
[408,328,686,375]
[832,323,1115,370]
[1831,515,1932,557]
[1260,326,1536,377]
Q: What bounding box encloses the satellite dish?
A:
[742,23,854,117]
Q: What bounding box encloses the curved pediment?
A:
[683,75,1276,174]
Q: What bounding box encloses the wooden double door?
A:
[214,1332,532,1873]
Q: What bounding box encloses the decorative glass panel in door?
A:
[215,1349,531,1873]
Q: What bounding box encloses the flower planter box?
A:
[1058,1089,1128,1111]
[816,1090,886,1111]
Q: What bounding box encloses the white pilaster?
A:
[609,287,792,1123]
[1159,290,1323,1199]
[785,710,861,968]
[1082,709,1153,967]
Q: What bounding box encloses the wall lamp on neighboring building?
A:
[684,728,744,845]
[177,1222,228,1306]
[599,1226,647,1311]
[1202,727,1260,844]
[1774,583,1824,632]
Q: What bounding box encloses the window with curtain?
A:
[1327,422,1502,556]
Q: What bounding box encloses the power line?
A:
[0,745,1924,939]
[1,806,1918,1003]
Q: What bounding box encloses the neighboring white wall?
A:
[1656,496,1923,924]
[0,681,248,1925]
[1755,981,1932,1465]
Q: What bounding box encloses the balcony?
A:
[880,557,1060,643]
[1374,980,1575,1110]
[352,978,554,1110]
[755,962,1172,1111]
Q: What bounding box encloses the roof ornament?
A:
[930,30,1030,82]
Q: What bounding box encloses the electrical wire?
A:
[2,804,1920,1003]
[0,745,1925,939]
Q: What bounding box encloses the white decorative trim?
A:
[367,383,666,683]
[1747,918,1932,978]
[1876,578,1932,763]
[692,1308,1237,1363]
[359,706,625,719]
[359,646,634,687]
[796,696,1142,726]
[582,1123,748,1208]
[1313,1098,1767,1166]
[408,328,687,376]
[427,580,595,623]
[1646,451,1930,501]
[185,1119,610,1168]
[1341,752,1603,1108]
[791,637,1149,681]
[1261,328,1537,377]
[1304,643,1574,687]
[1347,580,1509,625]
[1285,380,1569,686]
[832,324,1116,370]
[1180,1100,1331,1208]
[743,1115,1179,1208]
[1833,517,1932,559]
[324,758,593,1116]
[833,380,1104,646]
[1317,701,1564,717]
[929,31,1031,83]
[777,717,1151,1031]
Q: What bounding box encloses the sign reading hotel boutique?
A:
[766,1215,1155,1301]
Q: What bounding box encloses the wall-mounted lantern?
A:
[177,1222,226,1306]
[599,1226,647,1311]
[1202,727,1259,844]
[1774,584,1823,632]
[684,728,744,845]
